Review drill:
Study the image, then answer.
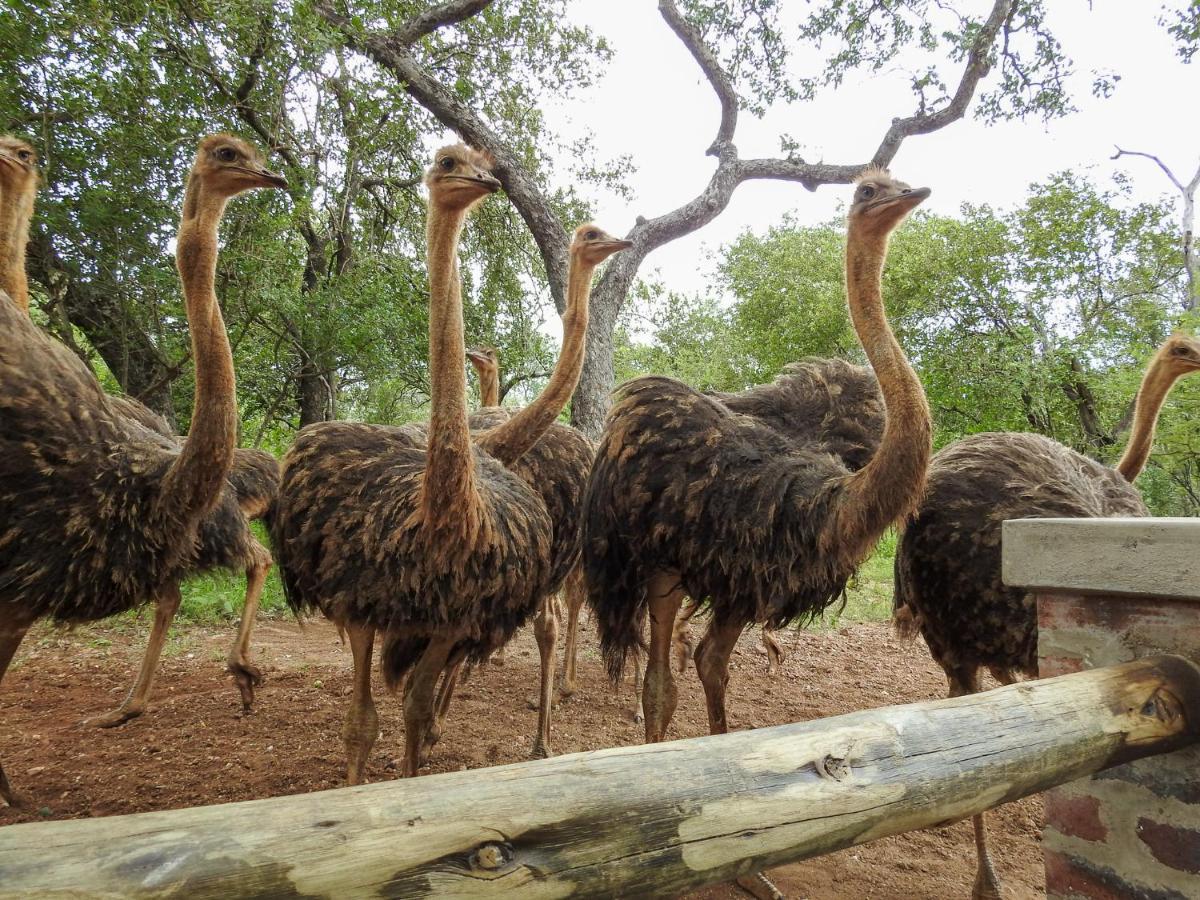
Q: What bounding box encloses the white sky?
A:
[436,2,1198,334]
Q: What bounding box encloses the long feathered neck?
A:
[479,366,500,407]
[478,250,593,465]
[0,173,34,313]
[829,222,931,562]
[420,197,479,530]
[159,173,238,520]
[1115,351,1186,482]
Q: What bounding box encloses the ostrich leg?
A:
[343,623,378,786]
[694,615,783,900]
[762,628,785,676]
[672,597,700,673]
[89,583,183,728]
[531,594,560,758]
[427,642,469,753]
[942,662,1003,900]
[401,635,456,777]
[0,614,33,807]
[558,567,584,698]
[642,571,684,743]
[226,538,270,712]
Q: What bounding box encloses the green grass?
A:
[812,530,897,629]
[177,522,289,624]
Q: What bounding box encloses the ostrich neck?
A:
[831,227,931,561]
[478,252,594,465]
[1116,355,1182,482]
[0,176,32,313]
[479,368,500,407]
[421,200,477,527]
[161,176,237,519]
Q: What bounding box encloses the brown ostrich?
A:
[0,136,37,314]
[892,331,1200,900]
[0,135,278,726]
[582,169,929,743]
[0,134,286,806]
[270,145,628,779]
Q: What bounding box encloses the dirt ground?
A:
[0,615,1044,899]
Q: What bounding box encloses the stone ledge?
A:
[1002,518,1200,601]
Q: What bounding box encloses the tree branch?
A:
[392,0,494,46]
[658,0,737,155]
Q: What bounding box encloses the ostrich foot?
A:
[526,691,561,711]
[972,865,1004,900]
[88,702,145,729]
[735,872,784,900]
[489,646,506,667]
[530,737,553,759]
[227,656,264,713]
[557,678,576,699]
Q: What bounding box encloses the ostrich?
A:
[464,341,612,756]
[583,169,929,744]
[892,332,1200,900]
[0,136,37,314]
[0,135,278,725]
[0,134,286,806]
[270,145,629,779]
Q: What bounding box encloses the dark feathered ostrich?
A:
[893,332,1200,900]
[583,170,929,744]
[96,395,280,725]
[0,134,286,806]
[0,136,279,726]
[464,335,619,758]
[270,145,628,780]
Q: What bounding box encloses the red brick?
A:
[1045,791,1107,842]
[1137,817,1200,875]
[1038,596,1090,629]
[1043,849,1128,900]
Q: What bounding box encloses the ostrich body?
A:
[0,137,279,726]
[583,171,930,746]
[98,395,280,724]
[0,134,286,805]
[270,145,628,780]
[465,343,606,756]
[893,332,1200,899]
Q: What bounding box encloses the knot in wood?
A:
[816,754,850,781]
[470,841,514,872]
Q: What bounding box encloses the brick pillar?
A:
[1004,518,1200,900]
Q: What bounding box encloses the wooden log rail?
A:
[2,656,1198,898]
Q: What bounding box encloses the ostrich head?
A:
[1158,332,1200,376]
[0,135,38,189]
[570,223,632,266]
[466,345,499,376]
[194,134,287,195]
[426,144,501,211]
[848,167,930,237]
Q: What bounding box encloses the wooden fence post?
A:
[1005,516,1200,900]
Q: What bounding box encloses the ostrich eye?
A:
[217,147,237,162]
[585,230,598,240]
[439,157,455,171]
[17,149,31,162]
[859,184,876,200]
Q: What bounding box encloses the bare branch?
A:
[871,0,1011,167]
[393,0,495,46]
[1112,147,1187,194]
[658,0,737,156]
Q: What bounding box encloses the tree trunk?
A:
[1,656,1196,899]
[296,354,332,427]
[26,229,176,423]
[570,279,622,439]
